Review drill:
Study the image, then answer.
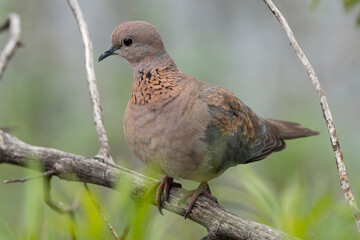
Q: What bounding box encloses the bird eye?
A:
[123,38,133,47]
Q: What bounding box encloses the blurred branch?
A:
[66,0,114,164]
[0,130,299,240]
[119,221,131,240]
[0,13,21,80]
[262,0,360,231]
[43,175,79,214]
[84,183,121,240]
[43,175,78,239]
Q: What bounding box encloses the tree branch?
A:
[64,1,118,237]
[66,0,113,164]
[0,129,299,240]
[0,13,21,80]
[262,0,360,231]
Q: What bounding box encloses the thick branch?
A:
[0,13,21,80]
[262,0,360,231]
[0,130,298,240]
[66,0,113,164]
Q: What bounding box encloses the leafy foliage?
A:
[343,0,360,9]
[311,0,360,25]
[343,0,360,26]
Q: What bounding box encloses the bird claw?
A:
[181,182,218,219]
[163,179,181,202]
[151,176,182,215]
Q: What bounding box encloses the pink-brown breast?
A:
[123,70,219,181]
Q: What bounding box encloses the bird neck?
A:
[131,51,178,77]
[130,56,183,105]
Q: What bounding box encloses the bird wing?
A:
[200,85,285,168]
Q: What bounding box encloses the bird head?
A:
[98,21,167,65]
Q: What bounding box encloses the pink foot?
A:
[155,176,182,215]
[182,182,218,219]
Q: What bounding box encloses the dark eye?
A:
[123,38,133,47]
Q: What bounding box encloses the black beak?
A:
[98,45,119,62]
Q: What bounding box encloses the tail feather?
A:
[265,119,319,140]
[244,119,318,164]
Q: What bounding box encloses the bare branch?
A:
[262,0,360,231]
[0,13,21,80]
[65,0,114,164]
[84,183,120,240]
[0,130,299,240]
[4,170,56,183]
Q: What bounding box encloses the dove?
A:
[99,21,318,218]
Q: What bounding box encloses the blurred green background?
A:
[0,0,359,239]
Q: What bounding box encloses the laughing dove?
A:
[99,21,318,217]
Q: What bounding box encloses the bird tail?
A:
[265,119,319,140]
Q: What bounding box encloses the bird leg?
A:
[152,176,181,215]
[182,182,218,219]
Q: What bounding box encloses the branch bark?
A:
[262,0,360,231]
[0,130,298,240]
[0,13,21,80]
[66,0,113,164]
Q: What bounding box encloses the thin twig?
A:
[84,183,120,240]
[65,0,114,164]
[0,13,21,80]
[4,170,56,184]
[43,175,78,239]
[262,0,360,231]
[43,175,79,214]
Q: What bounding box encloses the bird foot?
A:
[148,176,182,215]
[181,182,218,219]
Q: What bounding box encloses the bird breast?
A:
[123,87,218,181]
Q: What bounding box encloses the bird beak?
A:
[98,45,119,62]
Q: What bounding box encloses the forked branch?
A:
[66,0,114,164]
